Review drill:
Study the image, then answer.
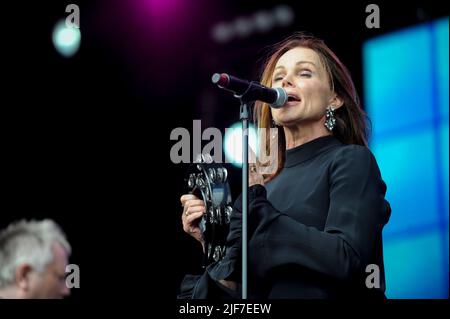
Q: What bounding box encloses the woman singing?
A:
[180,32,391,299]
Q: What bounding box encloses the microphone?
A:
[211,73,287,108]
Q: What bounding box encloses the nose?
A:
[281,74,294,88]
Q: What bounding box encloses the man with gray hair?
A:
[0,219,71,299]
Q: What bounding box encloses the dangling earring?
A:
[324,106,336,131]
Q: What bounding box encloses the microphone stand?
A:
[235,82,259,299]
[239,100,249,300]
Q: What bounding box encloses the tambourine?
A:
[184,154,233,267]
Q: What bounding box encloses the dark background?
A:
[1,0,447,305]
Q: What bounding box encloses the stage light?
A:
[234,17,254,38]
[211,23,234,43]
[223,122,258,167]
[273,5,294,27]
[253,11,275,33]
[52,19,81,58]
[211,5,295,44]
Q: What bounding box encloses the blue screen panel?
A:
[371,128,440,237]
[364,17,449,299]
[440,122,449,222]
[364,26,434,136]
[383,230,447,298]
[445,227,449,289]
[433,18,449,118]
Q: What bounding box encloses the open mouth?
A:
[287,94,301,103]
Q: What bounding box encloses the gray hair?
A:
[0,219,71,288]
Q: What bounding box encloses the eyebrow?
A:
[274,61,317,71]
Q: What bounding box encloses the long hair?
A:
[254,32,370,181]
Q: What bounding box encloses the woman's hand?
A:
[219,279,238,291]
[249,146,265,187]
[248,129,279,186]
[180,194,206,250]
[249,165,265,187]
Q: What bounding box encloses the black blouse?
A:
[183,135,391,299]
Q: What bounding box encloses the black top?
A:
[184,135,391,299]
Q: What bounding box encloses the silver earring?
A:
[324,106,336,131]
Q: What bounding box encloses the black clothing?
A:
[181,135,391,299]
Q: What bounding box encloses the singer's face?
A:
[270,47,336,127]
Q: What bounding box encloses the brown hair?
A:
[254,32,370,181]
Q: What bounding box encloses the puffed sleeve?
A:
[233,146,391,282]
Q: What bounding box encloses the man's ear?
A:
[328,94,344,109]
[16,264,33,291]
